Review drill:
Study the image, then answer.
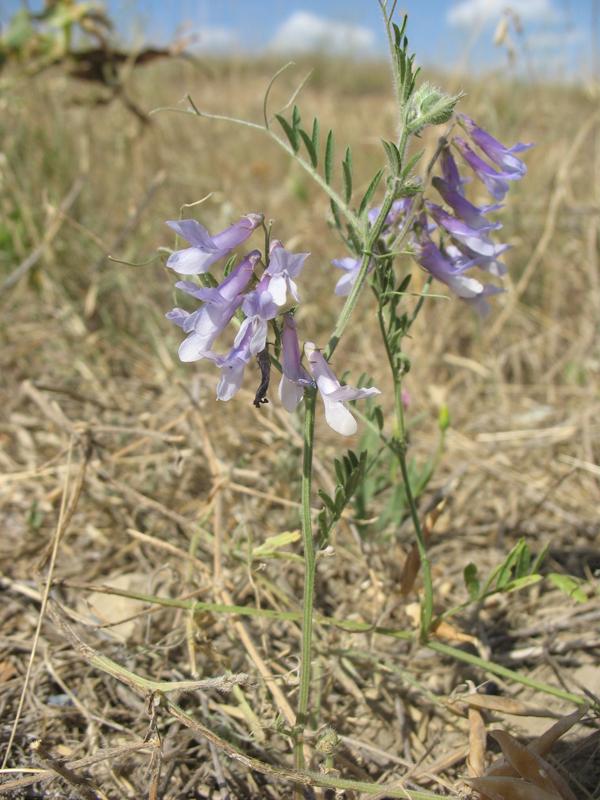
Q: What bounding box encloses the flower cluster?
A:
[165,117,530,430]
[331,116,532,315]
[165,214,380,435]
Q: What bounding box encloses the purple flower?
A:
[432,177,501,230]
[459,115,532,179]
[331,257,373,296]
[235,275,279,356]
[266,240,310,306]
[425,201,502,258]
[416,237,503,316]
[278,314,313,411]
[447,241,509,278]
[304,343,380,436]
[440,147,467,193]
[203,325,254,401]
[463,283,504,316]
[166,213,263,275]
[168,250,260,361]
[455,138,515,201]
[367,198,412,228]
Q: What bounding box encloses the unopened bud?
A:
[316,727,340,755]
[408,83,462,134]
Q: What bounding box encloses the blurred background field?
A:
[1,2,599,798]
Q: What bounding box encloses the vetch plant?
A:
[158,3,540,795]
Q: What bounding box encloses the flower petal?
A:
[445,273,484,298]
[281,314,312,385]
[165,308,189,329]
[325,385,381,402]
[166,247,218,275]
[267,244,310,278]
[455,138,511,200]
[279,375,305,411]
[166,219,216,249]
[216,358,247,401]
[268,273,288,305]
[249,319,268,355]
[218,250,261,300]
[460,115,532,178]
[287,277,300,303]
[178,331,215,362]
[212,213,264,251]
[233,317,252,349]
[321,396,358,436]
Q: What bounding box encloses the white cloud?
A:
[269,11,375,56]
[194,26,239,53]
[447,0,556,27]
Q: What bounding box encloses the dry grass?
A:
[0,54,599,799]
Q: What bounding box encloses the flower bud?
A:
[408,83,462,134]
[315,727,340,756]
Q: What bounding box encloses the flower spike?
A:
[167,250,260,361]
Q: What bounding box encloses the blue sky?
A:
[2,1,596,78]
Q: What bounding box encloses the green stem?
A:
[325,191,396,360]
[265,129,361,230]
[78,582,585,705]
[294,387,317,771]
[377,297,433,640]
[167,698,443,799]
[394,361,434,639]
[398,444,434,639]
[169,100,361,231]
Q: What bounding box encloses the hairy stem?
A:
[294,387,317,773]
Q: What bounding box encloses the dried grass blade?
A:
[490,731,564,797]
[530,706,588,756]
[469,775,562,800]
[467,707,487,777]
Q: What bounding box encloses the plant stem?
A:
[325,191,396,361]
[377,298,434,640]
[394,380,433,638]
[294,386,317,772]
[167,698,443,799]
[266,129,361,230]
[76,582,585,705]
